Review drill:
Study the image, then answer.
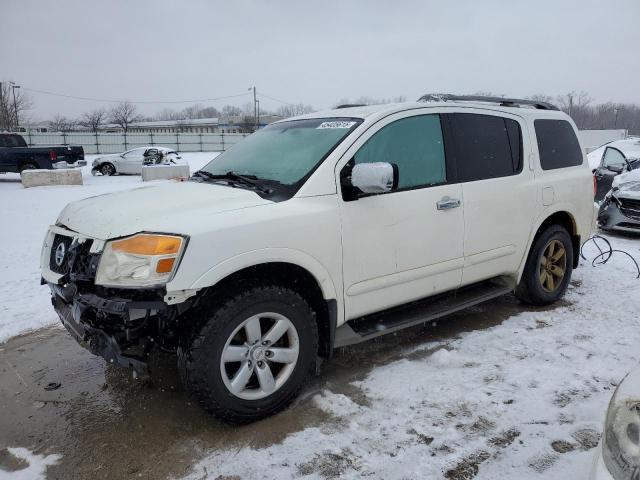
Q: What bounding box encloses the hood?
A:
[57,181,272,239]
[613,181,640,201]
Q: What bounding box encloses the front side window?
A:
[353,114,447,189]
[123,148,143,157]
[602,147,626,168]
[448,113,522,182]
[534,119,583,170]
[201,117,361,187]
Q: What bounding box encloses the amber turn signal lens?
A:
[156,258,176,274]
[111,234,182,255]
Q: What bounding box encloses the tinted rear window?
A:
[534,119,583,170]
[0,135,26,148]
[448,113,522,182]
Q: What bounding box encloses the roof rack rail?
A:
[335,104,367,109]
[417,93,559,111]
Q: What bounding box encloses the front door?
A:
[119,148,145,174]
[595,146,627,201]
[338,112,464,320]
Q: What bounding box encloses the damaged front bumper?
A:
[598,194,640,234]
[49,282,170,376]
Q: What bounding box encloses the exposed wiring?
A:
[580,234,640,279]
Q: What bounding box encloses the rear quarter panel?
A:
[517,114,595,279]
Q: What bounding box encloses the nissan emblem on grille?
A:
[55,242,66,267]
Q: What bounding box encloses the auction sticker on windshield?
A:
[316,121,357,129]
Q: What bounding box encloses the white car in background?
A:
[91,146,181,175]
[591,367,640,479]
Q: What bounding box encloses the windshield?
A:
[200,118,361,187]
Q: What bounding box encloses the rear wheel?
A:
[19,162,38,173]
[515,225,573,305]
[178,286,318,423]
[100,163,116,176]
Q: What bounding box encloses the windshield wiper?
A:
[193,170,271,195]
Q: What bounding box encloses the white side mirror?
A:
[350,162,398,194]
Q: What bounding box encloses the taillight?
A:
[49,150,57,162]
[593,175,597,198]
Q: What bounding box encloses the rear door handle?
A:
[436,197,461,210]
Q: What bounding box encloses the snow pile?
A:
[183,235,640,480]
[0,448,60,480]
[0,152,217,343]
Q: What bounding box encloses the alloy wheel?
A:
[539,239,567,293]
[220,312,300,400]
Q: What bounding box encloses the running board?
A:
[334,279,513,348]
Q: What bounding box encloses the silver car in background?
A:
[91,146,180,175]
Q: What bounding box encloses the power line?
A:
[21,87,252,105]
[257,91,296,106]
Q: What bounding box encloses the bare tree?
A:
[332,96,406,108]
[221,105,242,117]
[109,101,141,132]
[0,81,32,131]
[555,91,592,128]
[79,108,107,132]
[48,114,77,132]
[276,103,315,118]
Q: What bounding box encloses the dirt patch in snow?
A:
[444,450,491,479]
[296,449,361,478]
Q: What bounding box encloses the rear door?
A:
[444,111,536,285]
[338,110,465,319]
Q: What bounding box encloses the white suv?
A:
[41,95,596,422]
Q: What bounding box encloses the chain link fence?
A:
[21,131,248,154]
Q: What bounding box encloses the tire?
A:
[19,162,38,173]
[515,225,574,306]
[100,163,116,176]
[178,286,318,423]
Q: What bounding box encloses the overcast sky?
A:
[2,0,639,121]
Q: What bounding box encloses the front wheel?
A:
[515,225,574,306]
[100,163,116,176]
[178,286,318,423]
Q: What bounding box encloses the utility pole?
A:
[256,99,260,130]
[614,108,619,128]
[0,82,3,131]
[248,86,257,132]
[10,82,20,131]
[568,94,573,118]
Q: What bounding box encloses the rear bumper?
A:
[53,160,87,169]
[49,283,167,375]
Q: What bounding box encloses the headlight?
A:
[603,369,640,480]
[95,233,186,287]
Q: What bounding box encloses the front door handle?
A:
[436,197,461,210]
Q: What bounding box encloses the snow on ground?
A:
[0,448,60,480]
[2,149,640,479]
[183,235,640,480]
[0,152,218,343]
[587,137,640,169]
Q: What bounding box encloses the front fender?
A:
[188,247,338,302]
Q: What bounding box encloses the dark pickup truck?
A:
[0,133,85,173]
